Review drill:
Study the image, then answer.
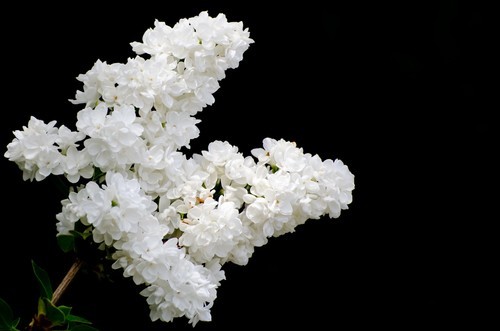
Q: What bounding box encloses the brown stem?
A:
[51,259,84,305]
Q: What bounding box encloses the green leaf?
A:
[0,297,16,330]
[10,317,20,328]
[91,167,105,182]
[71,325,99,331]
[32,260,53,300]
[69,230,84,239]
[81,229,92,240]
[43,299,65,326]
[66,314,91,324]
[70,228,92,241]
[58,305,72,317]
[37,298,46,316]
[0,297,14,323]
[57,235,75,253]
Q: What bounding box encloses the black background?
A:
[0,1,494,330]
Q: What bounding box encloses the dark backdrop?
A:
[0,1,494,330]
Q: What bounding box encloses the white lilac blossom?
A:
[76,103,145,172]
[5,11,354,327]
[4,117,91,182]
[179,197,243,264]
[56,172,224,325]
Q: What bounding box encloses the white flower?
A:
[252,138,306,172]
[164,110,200,149]
[246,139,356,239]
[4,117,63,181]
[71,60,123,107]
[165,155,210,202]
[76,103,108,137]
[56,126,85,152]
[130,11,253,116]
[134,146,168,194]
[224,154,255,185]
[224,223,255,265]
[202,140,239,167]
[62,146,93,183]
[56,189,90,235]
[318,158,355,218]
[188,11,253,71]
[247,164,272,197]
[78,181,112,228]
[106,104,144,145]
[156,199,180,235]
[117,56,180,113]
[56,172,224,325]
[77,103,145,171]
[79,172,158,241]
[139,246,224,326]
[179,198,243,263]
[131,20,173,56]
[245,197,271,225]
[220,184,247,209]
[135,147,188,197]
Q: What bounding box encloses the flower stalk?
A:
[52,259,84,306]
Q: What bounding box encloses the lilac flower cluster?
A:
[5,12,354,326]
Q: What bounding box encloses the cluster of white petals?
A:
[5,11,354,326]
[56,172,224,325]
[4,117,92,182]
